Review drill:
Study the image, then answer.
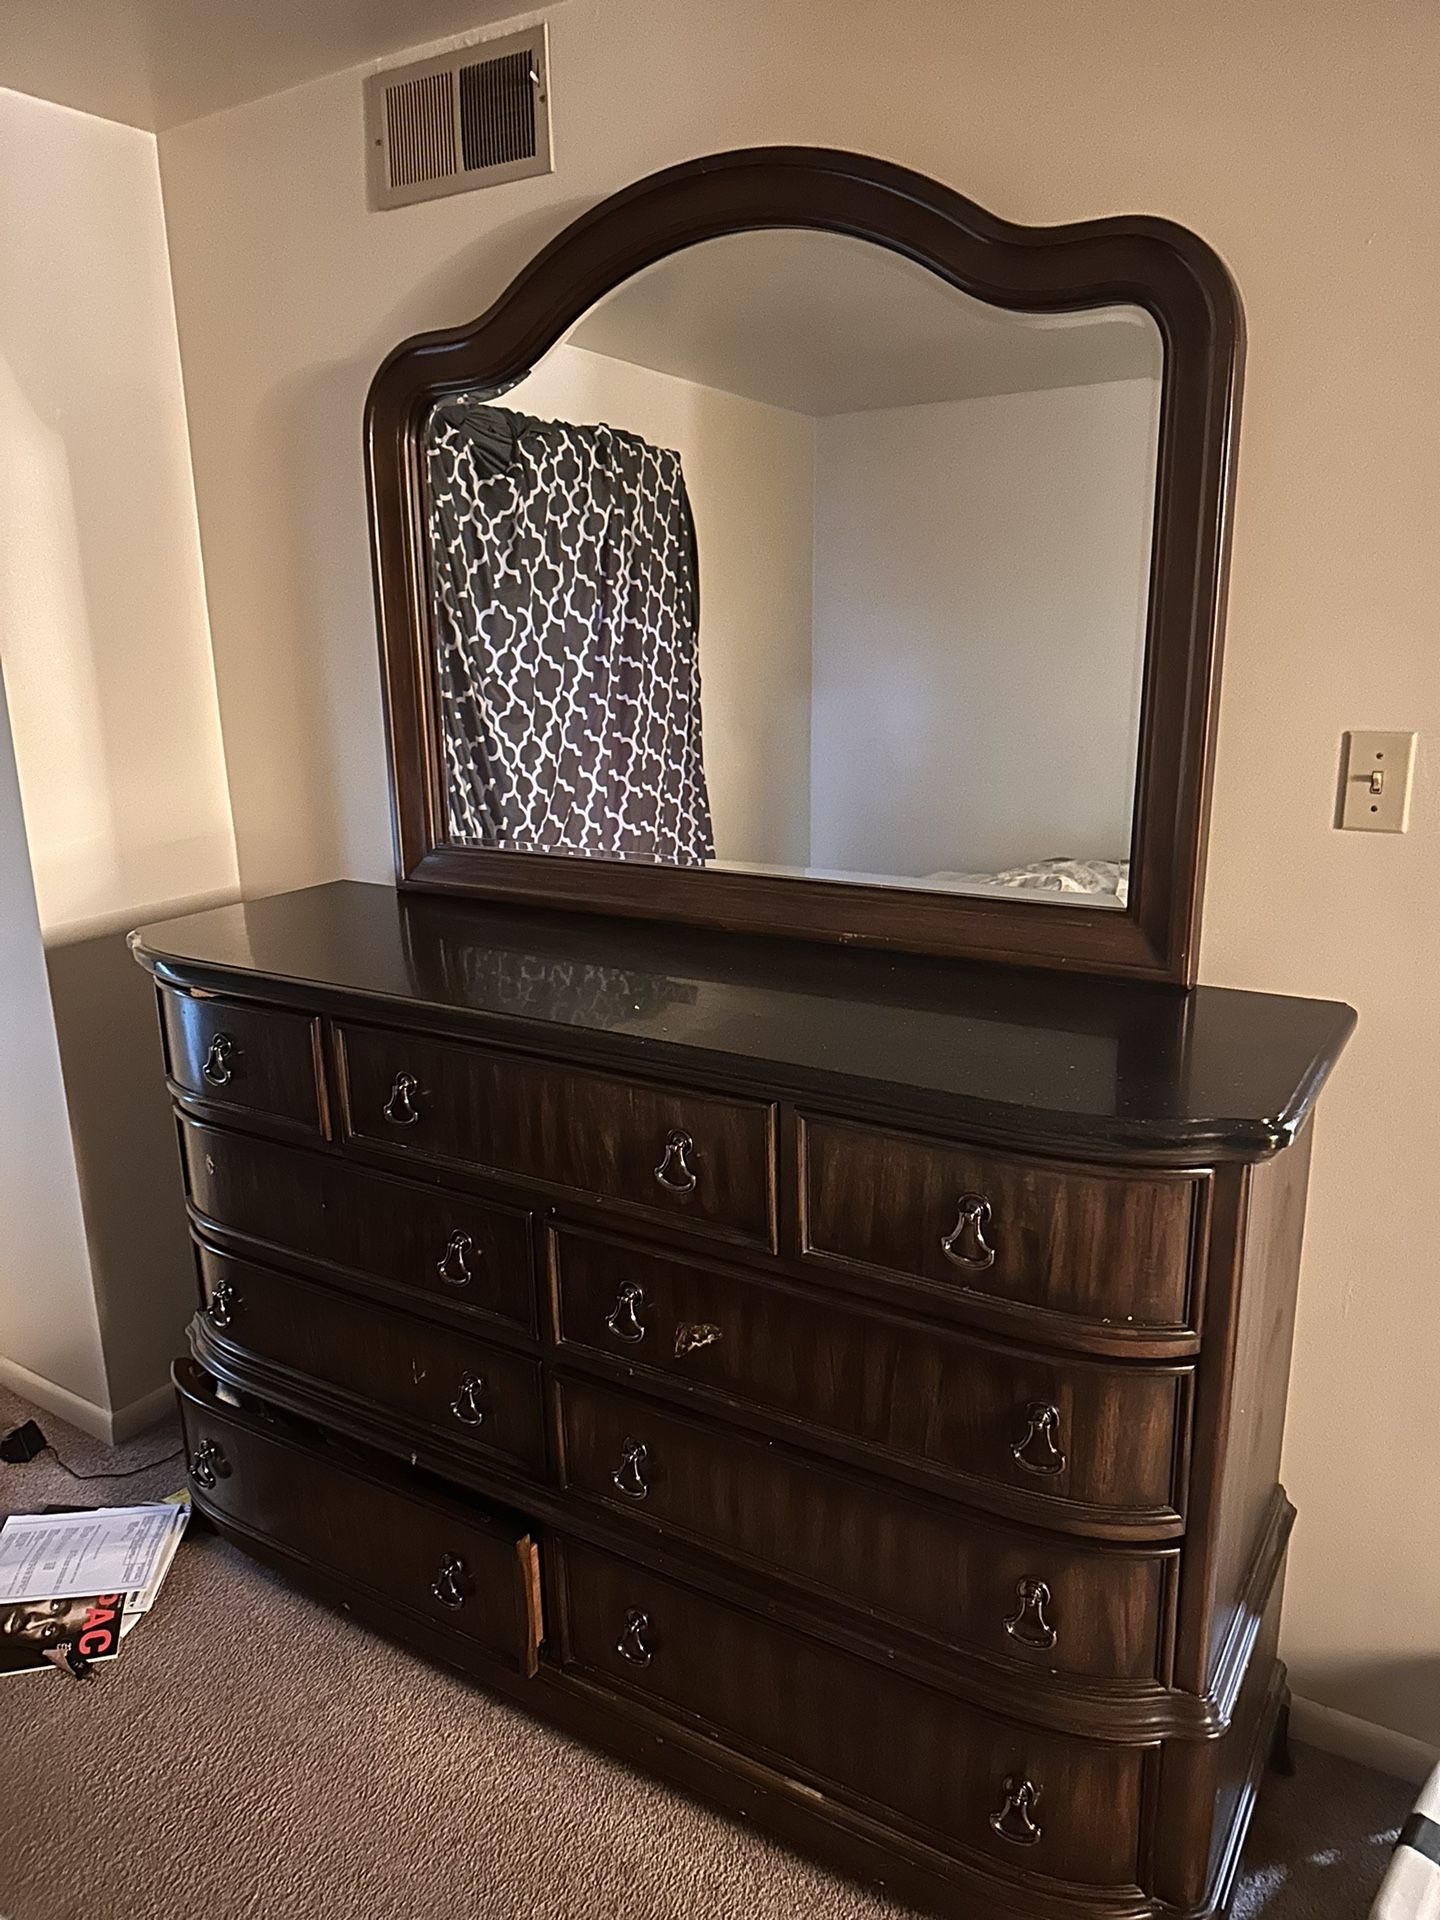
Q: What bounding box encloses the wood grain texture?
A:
[178,1118,537,1337]
[132,880,1356,1167]
[336,1021,777,1251]
[175,1365,542,1674]
[552,1538,1151,1893]
[555,1372,1176,1685]
[552,1227,1190,1531]
[195,1246,547,1477]
[160,983,324,1135]
[801,1116,1204,1337]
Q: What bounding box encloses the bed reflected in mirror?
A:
[422,227,1163,909]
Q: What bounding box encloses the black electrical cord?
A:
[44,1446,185,1482]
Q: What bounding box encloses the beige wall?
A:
[0,85,238,1433]
[155,0,1439,1759]
[811,378,1157,878]
[0,663,108,1423]
[504,343,815,867]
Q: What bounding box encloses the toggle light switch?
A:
[1338,730,1417,832]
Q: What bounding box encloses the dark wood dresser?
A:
[134,880,1352,1920]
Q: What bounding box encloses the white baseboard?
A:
[109,1380,175,1443]
[1292,1694,1440,1786]
[0,1351,112,1442]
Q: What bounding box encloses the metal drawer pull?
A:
[1012,1403,1066,1477]
[616,1607,654,1667]
[654,1129,698,1195]
[201,1033,238,1086]
[430,1552,468,1610]
[207,1278,239,1329]
[605,1282,646,1344]
[449,1373,486,1427]
[188,1439,228,1489]
[941,1192,995,1271]
[1004,1578,1057,1651]
[383,1072,421,1127]
[674,1321,721,1358]
[611,1438,650,1501]
[990,1776,1042,1847]
[437,1230,476,1287]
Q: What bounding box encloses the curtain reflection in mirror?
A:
[426,398,713,864]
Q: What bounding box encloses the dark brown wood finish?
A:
[334,1020,777,1252]
[800,1116,1205,1339]
[175,1370,543,1675]
[137,891,1354,1920]
[178,1118,537,1337]
[551,1539,1153,1893]
[195,1247,547,1478]
[554,1373,1178,1685]
[160,984,326,1136]
[551,1227,1191,1533]
[365,149,1245,986]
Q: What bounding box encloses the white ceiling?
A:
[568,230,1163,416]
[0,0,549,133]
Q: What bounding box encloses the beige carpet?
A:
[0,1384,1412,1920]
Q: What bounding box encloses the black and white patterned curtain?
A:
[425,400,714,866]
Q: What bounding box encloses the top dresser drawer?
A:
[161,987,324,1135]
[335,1024,776,1252]
[801,1117,1204,1342]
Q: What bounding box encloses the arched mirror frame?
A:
[366,146,1243,985]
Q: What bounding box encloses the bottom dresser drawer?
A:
[175,1362,543,1675]
[552,1539,1150,1891]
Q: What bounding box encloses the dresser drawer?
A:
[161,986,323,1134]
[553,1230,1189,1530]
[553,1540,1148,1890]
[801,1116,1203,1339]
[556,1375,1174,1684]
[197,1248,546,1478]
[174,1363,543,1674]
[179,1120,535,1336]
[335,1023,775,1251]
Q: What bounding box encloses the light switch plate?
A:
[1339,730,1417,832]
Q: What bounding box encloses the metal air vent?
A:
[366,24,551,211]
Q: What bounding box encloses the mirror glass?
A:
[422,229,1162,908]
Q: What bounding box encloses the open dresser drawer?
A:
[174,1359,544,1675]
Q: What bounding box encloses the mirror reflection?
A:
[423,229,1162,907]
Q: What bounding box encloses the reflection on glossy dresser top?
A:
[131,880,1353,1163]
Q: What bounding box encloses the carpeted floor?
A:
[0,1385,1412,1920]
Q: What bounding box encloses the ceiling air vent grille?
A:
[366,24,551,212]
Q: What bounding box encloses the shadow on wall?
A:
[44,908,229,1426]
[1297,1654,1440,1759]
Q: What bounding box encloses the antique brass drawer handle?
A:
[188,1439,228,1489]
[437,1230,476,1287]
[382,1071,421,1126]
[604,1282,646,1344]
[654,1129,698,1195]
[1011,1402,1066,1477]
[1004,1578,1057,1651]
[202,1033,239,1086]
[611,1438,650,1501]
[206,1277,239,1329]
[989,1776,1042,1847]
[449,1374,486,1427]
[430,1552,468,1610]
[616,1606,654,1667]
[940,1192,995,1271]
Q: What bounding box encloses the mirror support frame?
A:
[366,146,1243,985]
